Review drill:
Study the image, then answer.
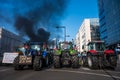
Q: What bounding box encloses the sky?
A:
[0,0,99,42]
[61,0,99,41]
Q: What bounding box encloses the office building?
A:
[75,18,100,52]
[0,27,24,55]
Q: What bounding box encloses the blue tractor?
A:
[13,42,53,71]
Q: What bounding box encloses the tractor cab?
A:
[30,45,40,51]
[87,41,106,53]
[17,46,26,55]
[59,42,71,50]
[16,43,31,56]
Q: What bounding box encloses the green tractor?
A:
[53,42,79,68]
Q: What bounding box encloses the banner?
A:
[2,52,18,63]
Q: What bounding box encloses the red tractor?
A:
[81,41,117,69]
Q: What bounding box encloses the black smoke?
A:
[13,0,68,42]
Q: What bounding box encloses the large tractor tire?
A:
[13,56,24,70]
[87,54,99,69]
[54,56,61,68]
[49,53,53,65]
[108,54,117,69]
[71,55,79,68]
[33,56,42,71]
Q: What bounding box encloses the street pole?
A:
[56,26,66,42]
[64,26,66,42]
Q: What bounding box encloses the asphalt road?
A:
[0,65,120,80]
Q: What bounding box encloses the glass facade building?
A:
[98,0,120,47]
[90,18,100,41]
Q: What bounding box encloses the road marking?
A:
[81,67,91,70]
[81,67,120,74]
[104,70,120,74]
[0,68,11,72]
[46,69,120,79]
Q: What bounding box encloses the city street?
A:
[0,0,120,80]
[0,64,120,80]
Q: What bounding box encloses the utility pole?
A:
[56,26,66,42]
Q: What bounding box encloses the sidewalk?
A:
[115,61,120,71]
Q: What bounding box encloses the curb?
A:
[115,61,120,71]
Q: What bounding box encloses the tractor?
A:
[13,42,53,71]
[81,41,117,69]
[53,42,79,68]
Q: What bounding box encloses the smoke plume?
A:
[13,0,68,42]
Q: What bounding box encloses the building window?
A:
[101,22,106,27]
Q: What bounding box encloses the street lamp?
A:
[56,26,66,42]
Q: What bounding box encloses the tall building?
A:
[98,0,120,47]
[75,32,80,52]
[75,18,100,52]
[0,27,24,55]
